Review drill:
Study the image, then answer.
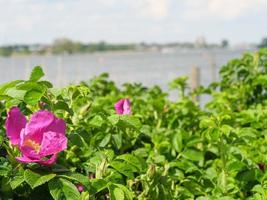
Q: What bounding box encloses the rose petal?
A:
[49,118,66,135]
[16,154,58,166]
[24,110,66,144]
[115,99,124,114]
[123,99,131,114]
[16,155,41,163]
[5,107,27,145]
[19,128,41,159]
[115,99,131,115]
[38,154,58,166]
[40,131,68,157]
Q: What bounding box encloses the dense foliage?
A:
[1,49,267,200]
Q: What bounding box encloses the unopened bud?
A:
[147,164,156,179]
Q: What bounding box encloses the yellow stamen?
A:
[24,139,41,153]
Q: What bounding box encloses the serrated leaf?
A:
[49,179,62,200]
[109,161,136,178]
[0,165,11,177]
[61,178,81,200]
[109,183,133,200]
[5,88,26,100]
[10,176,24,189]
[108,115,120,125]
[90,115,104,127]
[120,115,141,129]
[49,178,80,200]
[0,80,23,94]
[116,154,144,172]
[24,169,56,189]
[91,179,108,193]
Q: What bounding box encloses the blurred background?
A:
[0,0,266,90]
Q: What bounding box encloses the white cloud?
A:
[183,0,267,20]
[0,0,266,44]
[141,0,170,19]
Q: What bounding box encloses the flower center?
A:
[24,139,41,153]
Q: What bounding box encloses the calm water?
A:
[0,49,248,90]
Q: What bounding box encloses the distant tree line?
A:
[1,37,266,57]
[258,38,267,48]
[0,38,136,57]
[52,38,136,54]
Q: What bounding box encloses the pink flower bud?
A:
[76,184,84,192]
[114,98,131,115]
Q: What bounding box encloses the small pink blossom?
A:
[114,98,131,115]
[5,107,67,166]
[76,184,84,192]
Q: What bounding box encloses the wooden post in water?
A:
[56,56,63,87]
[190,66,200,102]
[209,56,216,82]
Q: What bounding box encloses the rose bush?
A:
[0,49,267,199]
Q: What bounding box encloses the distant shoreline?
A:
[0,47,256,59]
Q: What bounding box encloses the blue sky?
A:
[0,0,266,45]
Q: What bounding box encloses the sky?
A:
[0,0,266,45]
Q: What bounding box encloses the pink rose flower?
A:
[5,107,67,166]
[114,99,131,115]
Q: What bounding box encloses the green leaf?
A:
[109,184,125,200]
[49,178,80,200]
[181,149,204,162]
[30,66,44,81]
[0,165,11,177]
[200,117,216,129]
[99,133,111,147]
[112,134,122,149]
[69,173,90,187]
[90,115,104,127]
[5,88,26,100]
[69,133,84,147]
[24,169,56,189]
[220,124,233,135]
[173,131,183,153]
[120,115,142,129]
[236,169,256,182]
[39,80,53,88]
[61,178,81,200]
[109,161,136,178]
[108,115,120,125]
[227,161,246,172]
[116,154,144,172]
[91,179,108,193]
[109,183,133,200]
[10,176,24,190]
[49,179,62,200]
[54,101,72,113]
[24,89,45,105]
[0,80,23,94]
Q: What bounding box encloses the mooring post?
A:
[209,56,216,82]
[190,66,200,102]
